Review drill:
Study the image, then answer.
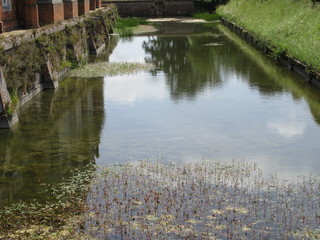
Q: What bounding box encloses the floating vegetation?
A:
[203,42,224,46]
[1,161,319,239]
[84,161,320,239]
[0,166,94,239]
[68,62,154,78]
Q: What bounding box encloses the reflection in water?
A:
[1,23,320,207]
[267,118,306,141]
[143,34,223,100]
[0,78,105,208]
[100,22,320,179]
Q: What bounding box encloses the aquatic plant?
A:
[84,161,320,239]
[0,166,94,239]
[68,62,154,78]
[1,160,319,239]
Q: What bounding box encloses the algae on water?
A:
[68,62,154,78]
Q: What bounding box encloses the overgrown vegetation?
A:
[114,18,148,37]
[68,62,154,78]
[217,0,320,71]
[193,12,220,21]
[85,161,320,239]
[0,7,117,115]
[0,166,94,239]
[1,161,319,239]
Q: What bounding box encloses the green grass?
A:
[115,18,148,37]
[217,0,320,71]
[193,12,220,21]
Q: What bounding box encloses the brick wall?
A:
[2,0,19,31]
[90,0,96,10]
[78,0,90,15]
[103,0,195,17]
[38,1,65,25]
[96,0,102,8]
[0,2,3,33]
[64,0,79,19]
[25,0,40,28]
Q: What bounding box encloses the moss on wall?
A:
[0,6,117,117]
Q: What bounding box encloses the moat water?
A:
[1,22,320,207]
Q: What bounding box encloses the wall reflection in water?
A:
[0,77,105,207]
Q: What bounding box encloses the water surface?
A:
[1,22,320,207]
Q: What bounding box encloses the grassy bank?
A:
[217,0,320,71]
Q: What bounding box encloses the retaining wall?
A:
[103,0,195,17]
[221,18,320,88]
[0,5,117,129]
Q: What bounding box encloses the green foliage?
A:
[217,0,320,71]
[1,42,42,95]
[115,17,148,37]
[193,12,220,21]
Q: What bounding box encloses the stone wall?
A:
[103,0,195,17]
[0,5,118,128]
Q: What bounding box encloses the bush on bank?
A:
[217,0,320,71]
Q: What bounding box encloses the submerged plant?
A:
[0,166,95,239]
[84,161,320,239]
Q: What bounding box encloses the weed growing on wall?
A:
[0,41,42,112]
[0,6,117,113]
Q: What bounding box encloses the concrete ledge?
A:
[221,18,320,88]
